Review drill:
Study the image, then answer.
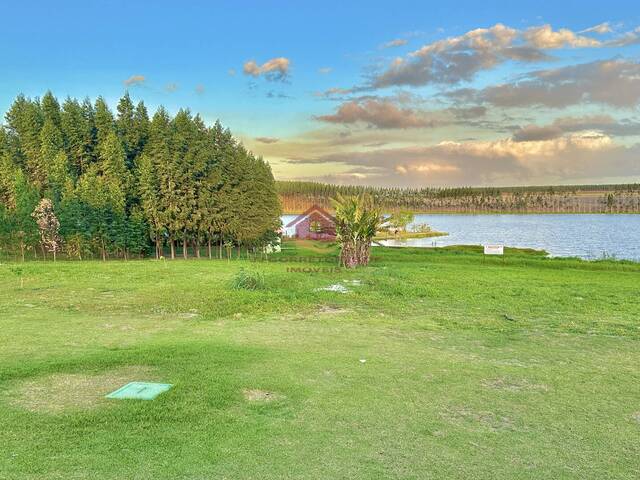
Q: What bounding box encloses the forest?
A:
[0,92,281,261]
[278,181,640,214]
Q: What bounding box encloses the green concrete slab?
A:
[106,382,172,400]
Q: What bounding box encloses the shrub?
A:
[231,268,265,290]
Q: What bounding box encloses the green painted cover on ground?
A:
[106,382,172,400]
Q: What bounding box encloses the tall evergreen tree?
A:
[38,119,65,194]
[41,91,61,128]
[133,101,150,163]
[5,95,43,178]
[116,92,137,168]
[94,96,115,147]
[61,97,92,176]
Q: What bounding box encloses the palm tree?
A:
[331,193,382,268]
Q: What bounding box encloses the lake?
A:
[282,214,640,261]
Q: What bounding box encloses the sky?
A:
[2,0,640,187]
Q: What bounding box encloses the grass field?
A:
[1,241,639,479]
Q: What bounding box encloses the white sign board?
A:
[484,244,504,255]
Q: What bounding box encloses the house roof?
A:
[285,205,336,228]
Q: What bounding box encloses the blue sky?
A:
[2,1,640,186]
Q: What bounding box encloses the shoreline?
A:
[283,211,640,216]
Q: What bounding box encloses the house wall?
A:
[295,212,336,240]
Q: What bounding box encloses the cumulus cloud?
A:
[370,24,551,88]
[523,24,601,49]
[123,75,145,87]
[512,115,640,141]
[337,22,638,91]
[255,137,280,144]
[448,106,487,119]
[449,59,640,108]
[243,57,291,81]
[512,124,565,142]
[284,133,640,186]
[382,38,408,49]
[605,27,640,47]
[315,98,437,129]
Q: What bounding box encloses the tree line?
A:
[0,92,281,261]
[278,181,640,214]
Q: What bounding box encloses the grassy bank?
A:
[374,230,448,240]
[1,241,639,479]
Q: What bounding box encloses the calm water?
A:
[282,214,640,261]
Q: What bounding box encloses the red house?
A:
[284,205,336,241]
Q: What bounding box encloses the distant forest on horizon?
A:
[277,181,640,214]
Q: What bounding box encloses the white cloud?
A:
[316,98,437,129]
[580,22,612,34]
[281,133,640,186]
[243,57,291,81]
[523,24,601,49]
[382,38,408,49]
[449,59,640,108]
[123,75,145,87]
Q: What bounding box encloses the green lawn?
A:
[1,242,639,479]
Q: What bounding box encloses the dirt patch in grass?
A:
[5,365,157,414]
[481,377,549,392]
[632,412,640,423]
[243,389,285,402]
[317,305,350,315]
[441,406,515,432]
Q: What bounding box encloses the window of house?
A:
[310,220,324,233]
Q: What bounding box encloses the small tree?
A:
[32,198,62,261]
[388,210,414,233]
[332,193,382,268]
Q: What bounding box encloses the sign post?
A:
[484,244,504,256]
[482,244,504,263]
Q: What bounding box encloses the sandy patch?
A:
[5,365,157,414]
[243,389,285,402]
[317,305,349,315]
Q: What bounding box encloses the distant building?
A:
[283,205,336,240]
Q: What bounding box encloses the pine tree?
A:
[98,130,130,211]
[41,91,61,128]
[94,96,115,147]
[169,109,198,258]
[61,98,92,176]
[116,92,137,168]
[138,152,163,257]
[145,107,173,257]
[5,95,43,181]
[12,170,40,260]
[133,101,150,163]
[38,119,65,194]
[0,127,16,207]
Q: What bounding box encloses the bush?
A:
[231,268,265,290]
